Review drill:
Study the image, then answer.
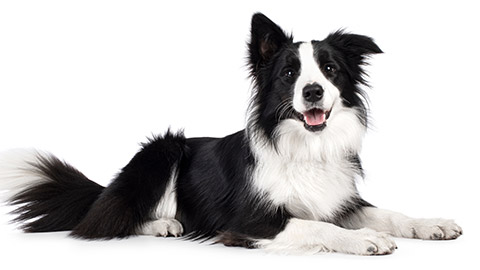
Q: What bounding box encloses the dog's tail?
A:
[0,149,105,232]
[0,130,187,239]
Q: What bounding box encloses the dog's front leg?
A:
[255,218,397,255]
[341,207,463,240]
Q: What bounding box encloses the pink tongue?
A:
[304,110,326,126]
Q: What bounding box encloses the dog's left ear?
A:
[325,31,382,84]
[248,13,292,75]
[326,30,383,57]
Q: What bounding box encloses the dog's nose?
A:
[302,83,324,103]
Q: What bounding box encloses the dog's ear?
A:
[248,13,291,75]
[326,30,383,57]
[325,30,382,84]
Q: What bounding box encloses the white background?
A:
[0,0,479,269]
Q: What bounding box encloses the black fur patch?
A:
[177,131,290,241]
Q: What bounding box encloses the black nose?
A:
[302,83,324,103]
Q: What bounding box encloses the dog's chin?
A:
[294,108,331,132]
[304,121,327,132]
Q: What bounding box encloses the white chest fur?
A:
[252,148,359,220]
[250,107,365,221]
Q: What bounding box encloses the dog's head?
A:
[247,13,382,141]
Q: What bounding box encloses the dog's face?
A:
[247,13,382,140]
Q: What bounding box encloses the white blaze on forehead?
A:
[293,41,340,112]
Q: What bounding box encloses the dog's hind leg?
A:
[70,130,186,239]
[138,164,183,237]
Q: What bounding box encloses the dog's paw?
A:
[410,218,462,240]
[140,218,184,237]
[339,228,397,256]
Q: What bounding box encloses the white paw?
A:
[140,218,184,237]
[339,228,397,256]
[410,218,463,240]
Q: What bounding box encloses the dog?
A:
[0,13,462,255]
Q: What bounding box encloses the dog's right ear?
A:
[248,13,291,75]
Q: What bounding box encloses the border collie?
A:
[0,13,462,255]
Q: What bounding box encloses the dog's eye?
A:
[324,64,337,74]
[283,69,296,78]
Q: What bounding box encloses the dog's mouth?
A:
[294,108,331,132]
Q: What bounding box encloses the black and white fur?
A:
[0,13,462,255]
